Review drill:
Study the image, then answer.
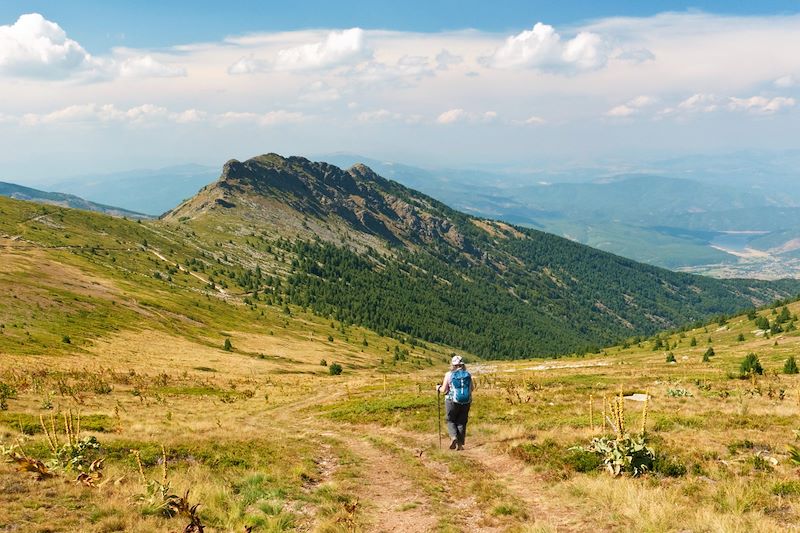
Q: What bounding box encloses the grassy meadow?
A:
[3,195,800,531]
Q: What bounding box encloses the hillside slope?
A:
[0,181,148,219]
[163,153,800,358]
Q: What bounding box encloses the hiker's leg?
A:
[456,403,471,445]
[444,399,458,439]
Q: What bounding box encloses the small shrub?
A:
[329,363,343,376]
[62,335,71,344]
[512,440,601,474]
[727,439,755,455]
[752,453,775,472]
[653,454,687,477]
[320,359,328,367]
[0,383,17,410]
[223,338,233,351]
[703,347,715,358]
[740,353,763,377]
[772,481,800,496]
[737,333,745,342]
[666,353,676,363]
[564,449,603,473]
[784,356,799,375]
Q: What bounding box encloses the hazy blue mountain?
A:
[26,152,800,277]
[0,181,148,219]
[46,164,219,216]
[314,153,800,277]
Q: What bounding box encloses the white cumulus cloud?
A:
[227,28,369,74]
[523,115,546,125]
[275,28,369,71]
[435,49,463,70]
[606,95,657,117]
[356,109,402,123]
[0,13,95,79]
[484,22,608,73]
[436,108,467,124]
[215,110,306,126]
[436,108,497,124]
[678,93,720,113]
[227,56,267,75]
[19,103,194,126]
[728,96,795,114]
[774,74,797,88]
[0,14,188,81]
[119,55,186,78]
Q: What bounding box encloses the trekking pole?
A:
[436,387,442,449]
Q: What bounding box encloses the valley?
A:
[2,155,800,531]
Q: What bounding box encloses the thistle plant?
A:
[40,410,100,473]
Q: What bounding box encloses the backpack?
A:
[450,369,472,404]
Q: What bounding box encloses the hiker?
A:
[436,355,474,450]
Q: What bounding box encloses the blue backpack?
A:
[450,369,472,404]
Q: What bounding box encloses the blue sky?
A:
[1,2,799,181]
[1,1,798,51]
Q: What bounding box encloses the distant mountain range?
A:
[9,151,800,278]
[163,153,800,357]
[318,153,800,278]
[43,164,219,216]
[0,181,148,219]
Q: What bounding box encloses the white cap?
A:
[451,355,463,366]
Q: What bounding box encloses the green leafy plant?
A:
[784,356,799,375]
[40,411,101,472]
[329,363,343,376]
[667,388,692,397]
[787,444,800,465]
[665,353,676,363]
[579,435,655,477]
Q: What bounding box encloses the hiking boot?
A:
[457,443,464,451]
[449,439,458,450]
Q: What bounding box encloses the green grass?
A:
[0,412,115,435]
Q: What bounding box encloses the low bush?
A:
[740,353,763,377]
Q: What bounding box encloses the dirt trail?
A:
[266,388,441,532]
[333,431,440,532]
[149,249,229,296]
[372,425,594,532]
[462,444,596,532]
[266,381,593,531]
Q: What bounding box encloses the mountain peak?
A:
[347,162,380,180]
[164,153,465,251]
